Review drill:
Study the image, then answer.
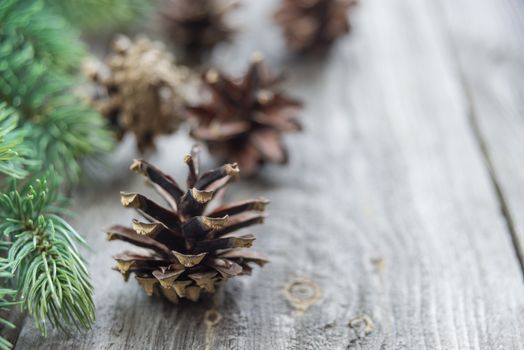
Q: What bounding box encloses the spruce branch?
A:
[0,270,18,350]
[0,104,31,179]
[0,13,114,183]
[0,0,84,71]
[46,0,153,31]
[0,178,95,336]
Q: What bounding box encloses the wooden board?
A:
[439,0,524,270]
[12,0,524,349]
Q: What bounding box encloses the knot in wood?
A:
[348,314,374,339]
[204,309,222,327]
[283,277,322,312]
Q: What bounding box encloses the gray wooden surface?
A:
[12,0,524,349]
[439,0,524,267]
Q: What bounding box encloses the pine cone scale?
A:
[193,233,255,252]
[191,121,252,142]
[131,220,186,248]
[107,225,174,258]
[114,252,167,280]
[120,192,183,232]
[220,249,269,266]
[207,198,269,217]
[211,258,243,278]
[211,212,266,238]
[253,112,302,132]
[249,129,287,163]
[130,160,185,203]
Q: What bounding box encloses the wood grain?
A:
[13,0,524,349]
[438,0,524,270]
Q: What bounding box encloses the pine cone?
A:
[84,35,190,152]
[107,146,269,303]
[186,55,302,175]
[161,0,236,57]
[274,0,357,53]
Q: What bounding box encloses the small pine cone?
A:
[107,145,269,303]
[186,55,302,175]
[160,0,236,57]
[84,35,191,152]
[274,0,357,53]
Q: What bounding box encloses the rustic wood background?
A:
[11,0,524,348]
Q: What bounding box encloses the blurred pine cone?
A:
[187,55,302,175]
[84,35,191,152]
[274,0,357,53]
[161,0,236,58]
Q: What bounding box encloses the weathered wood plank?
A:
[438,0,524,270]
[14,0,524,349]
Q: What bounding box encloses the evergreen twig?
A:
[0,270,18,350]
[0,177,95,336]
[0,103,31,179]
[0,0,114,183]
[0,0,85,71]
[46,0,153,32]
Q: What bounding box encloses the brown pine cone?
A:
[274,0,357,53]
[160,0,236,58]
[186,55,302,175]
[84,35,191,152]
[107,145,269,303]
